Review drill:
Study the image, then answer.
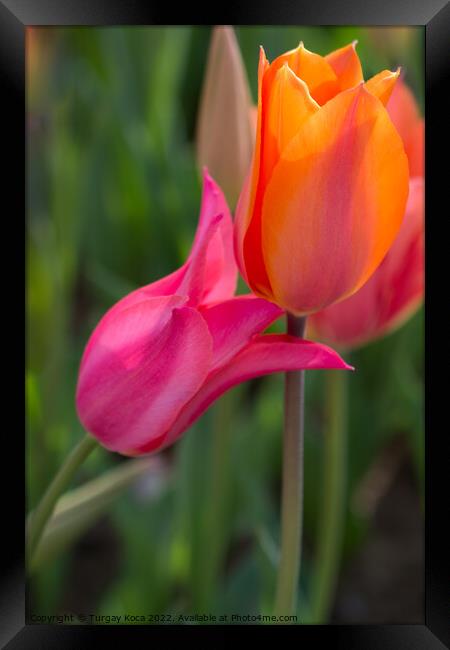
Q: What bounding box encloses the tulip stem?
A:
[274,313,307,617]
[26,433,97,568]
[311,369,348,622]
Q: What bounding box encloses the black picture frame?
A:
[5,0,449,647]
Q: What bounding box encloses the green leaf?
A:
[30,456,169,572]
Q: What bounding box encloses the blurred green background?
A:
[26,26,424,624]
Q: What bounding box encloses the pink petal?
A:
[80,173,237,361]
[193,169,238,304]
[386,78,424,178]
[141,171,237,305]
[109,172,236,309]
[76,299,213,453]
[176,212,225,305]
[85,208,222,334]
[199,294,282,371]
[79,294,186,375]
[162,334,352,448]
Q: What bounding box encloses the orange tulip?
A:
[234,42,410,316]
[309,78,424,349]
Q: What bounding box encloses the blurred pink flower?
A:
[386,76,424,177]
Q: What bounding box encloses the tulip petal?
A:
[386,78,421,148]
[88,172,237,339]
[234,47,271,293]
[264,63,319,181]
[140,171,237,307]
[370,177,424,335]
[80,212,221,359]
[78,293,185,376]
[199,295,282,371]
[309,178,424,348]
[162,334,352,448]
[406,119,424,178]
[76,299,212,453]
[261,84,409,315]
[387,79,424,177]
[137,172,237,306]
[177,211,225,306]
[184,170,238,304]
[365,68,400,106]
[325,42,363,91]
[78,294,184,413]
[236,65,320,298]
[269,42,340,105]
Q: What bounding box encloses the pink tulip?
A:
[76,172,351,455]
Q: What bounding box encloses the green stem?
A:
[27,433,97,567]
[274,313,307,617]
[311,369,348,622]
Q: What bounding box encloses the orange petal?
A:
[247,46,270,225]
[260,84,409,315]
[308,177,424,349]
[365,68,401,106]
[268,42,340,105]
[234,47,272,295]
[263,63,319,184]
[325,41,363,91]
[240,65,320,297]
